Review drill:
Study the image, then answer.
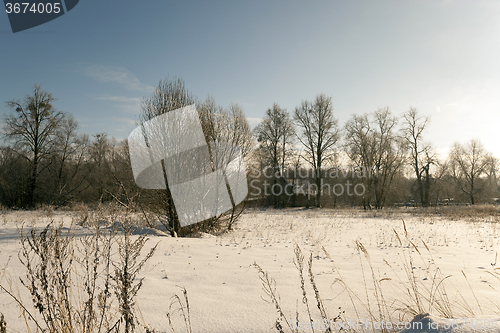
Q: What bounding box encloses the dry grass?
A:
[255,218,491,333]
[0,207,158,333]
[315,204,500,224]
[254,244,345,333]
[424,204,500,222]
[165,287,192,333]
[375,205,500,222]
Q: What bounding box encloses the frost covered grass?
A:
[0,206,500,332]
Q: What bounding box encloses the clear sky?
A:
[1,0,499,159]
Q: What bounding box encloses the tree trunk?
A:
[416,170,424,206]
[315,168,321,208]
[423,164,431,207]
[27,152,38,208]
[161,160,181,236]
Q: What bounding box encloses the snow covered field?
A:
[1,208,500,332]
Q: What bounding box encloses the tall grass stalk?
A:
[255,244,343,333]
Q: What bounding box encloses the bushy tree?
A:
[344,108,405,209]
[138,79,252,235]
[3,84,65,207]
[138,77,194,235]
[448,139,490,204]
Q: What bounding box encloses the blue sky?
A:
[1,0,500,158]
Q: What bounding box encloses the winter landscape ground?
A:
[1,207,500,333]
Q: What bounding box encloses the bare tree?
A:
[420,148,438,206]
[344,108,405,209]
[485,155,499,199]
[140,77,195,123]
[448,139,489,204]
[294,94,339,207]
[370,108,406,208]
[139,80,252,235]
[401,108,435,206]
[226,103,254,159]
[199,97,254,159]
[139,77,194,236]
[50,115,92,206]
[197,97,253,229]
[431,158,453,205]
[3,84,65,207]
[105,139,141,210]
[88,133,113,202]
[254,103,294,207]
[344,113,374,208]
[0,146,28,206]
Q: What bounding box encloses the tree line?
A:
[252,96,499,209]
[1,80,498,215]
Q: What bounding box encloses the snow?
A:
[1,208,500,332]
